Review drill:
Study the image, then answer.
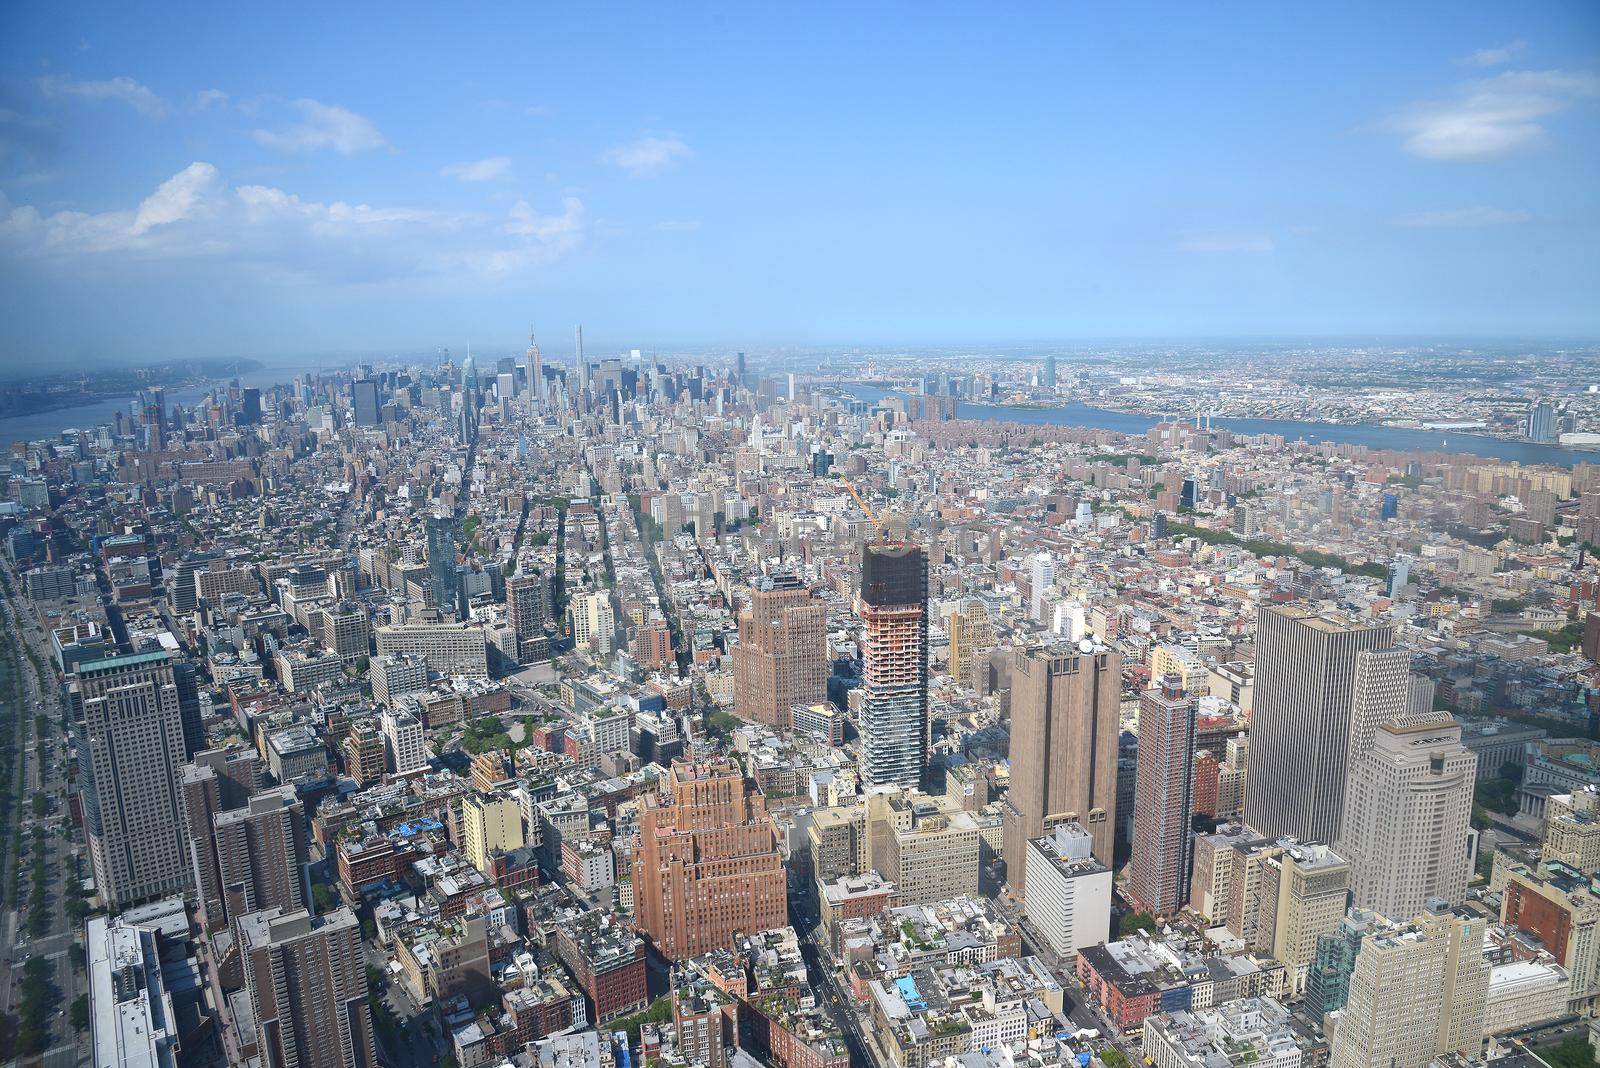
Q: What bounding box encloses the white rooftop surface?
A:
[88,914,178,1068]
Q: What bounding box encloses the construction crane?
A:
[838,477,894,544]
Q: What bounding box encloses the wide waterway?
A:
[842,385,1600,468]
[0,362,328,446]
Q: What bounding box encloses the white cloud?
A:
[652,219,702,232]
[1393,206,1533,228]
[525,104,553,118]
[1464,40,1526,67]
[1175,232,1274,254]
[36,74,166,118]
[253,99,389,155]
[602,135,691,178]
[131,162,221,235]
[0,162,582,285]
[192,89,229,110]
[1389,69,1600,160]
[440,156,512,182]
[493,196,585,270]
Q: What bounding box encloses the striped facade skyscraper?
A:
[858,544,928,789]
[1243,605,1397,844]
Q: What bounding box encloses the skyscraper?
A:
[1388,553,1411,597]
[239,386,262,426]
[1528,398,1556,443]
[1305,909,1380,1023]
[79,651,191,907]
[213,786,311,925]
[1041,353,1057,389]
[526,328,543,412]
[238,906,377,1068]
[858,544,929,789]
[1346,647,1415,767]
[506,572,548,638]
[1329,907,1487,1068]
[575,323,588,397]
[182,745,264,929]
[427,513,462,618]
[1338,719,1476,920]
[732,574,828,729]
[1126,675,1197,917]
[1003,642,1122,886]
[634,761,787,960]
[352,378,381,427]
[1244,606,1396,844]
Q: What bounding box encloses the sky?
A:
[1,2,1598,369]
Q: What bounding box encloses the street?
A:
[788,883,881,1068]
[0,561,87,1068]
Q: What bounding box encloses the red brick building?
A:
[553,911,648,1023]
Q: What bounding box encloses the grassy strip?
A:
[1165,521,1388,579]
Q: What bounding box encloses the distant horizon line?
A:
[8,331,1600,375]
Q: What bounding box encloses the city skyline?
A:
[2,2,1598,366]
[7,7,1600,1067]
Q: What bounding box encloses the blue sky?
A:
[1,2,1597,367]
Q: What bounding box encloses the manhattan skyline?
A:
[1,1,1597,368]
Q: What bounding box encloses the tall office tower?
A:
[1003,642,1122,887]
[526,329,543,412]
[634,761,787,960]
[172,659,205,760]
[506,573,548,638]
[1347,648,1414,767]
[732,575,828,729]
[239,906,377,1068]
[352,377,381,427]
[575,323,588,396]
[426,513,462,618]
[1259,842,1353,996]
[1527,398,1556,443]
[1244,606,1395,844]
[1029,552,1055,621]
[240,387,262,426]
[1329,908,1488,1068]
[1041,353,1057,389]
[214,787,310,925]
[79,651,191,908]
[858,545,929,789]
[1338,720,1476,920]
[1126,675,1197,917]
[735,351,746,381]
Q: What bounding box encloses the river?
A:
[0,361,332,446]
[841,386,1600,468]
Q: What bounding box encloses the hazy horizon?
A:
[3,2,1598,368]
